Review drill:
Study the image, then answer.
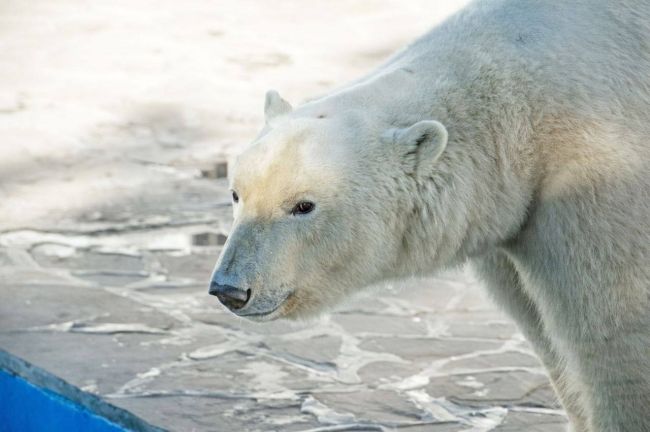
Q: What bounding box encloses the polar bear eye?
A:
[231,191,239,203]
[291,201,315,215]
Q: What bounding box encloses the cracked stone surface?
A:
[0,0,568,431]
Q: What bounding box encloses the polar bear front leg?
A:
[506,193,650,432]
[473,252,590,432]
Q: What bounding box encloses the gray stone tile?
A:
[439,351,543,372]
[357,361,417,386]
[111,395,321,432]
[426,370,559,409]
[332,313,427,336]
[31,247,146,273]
[153,252,217,282]
[0,282,177,331]
[0,331,183,395]
[262,334,342,370]
[494,410,567,431]
[311,390,422,425]
[359,337,501,362]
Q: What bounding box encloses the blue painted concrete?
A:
[0,370,127,432]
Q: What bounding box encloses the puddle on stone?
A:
[200,161,228,179]
[192,232,227,246]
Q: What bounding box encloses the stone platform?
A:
[0,217,566,430]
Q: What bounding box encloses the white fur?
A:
[213,1,650,430]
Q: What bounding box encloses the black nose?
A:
[209,281,251,311]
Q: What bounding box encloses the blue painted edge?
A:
[0,349,165,432]
[0,369,126,432]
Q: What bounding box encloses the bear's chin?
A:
[242,294,335,323]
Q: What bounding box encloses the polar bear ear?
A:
[391,120,447,175]
[264,90,293,124]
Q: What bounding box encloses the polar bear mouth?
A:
[237,292,294,321]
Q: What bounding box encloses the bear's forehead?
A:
[230,121,349,210]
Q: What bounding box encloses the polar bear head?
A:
[209,90,448,321]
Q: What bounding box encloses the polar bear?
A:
[208,0,650,430]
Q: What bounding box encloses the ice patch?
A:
[456,376,484,389]
[238,360,296,400]
[405,389,459,422]
[301,395,356,424]
[32,321,169,335]
[463,407,508,431]
[188,339,248,360]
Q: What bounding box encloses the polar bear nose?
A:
[209,281,251,311]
